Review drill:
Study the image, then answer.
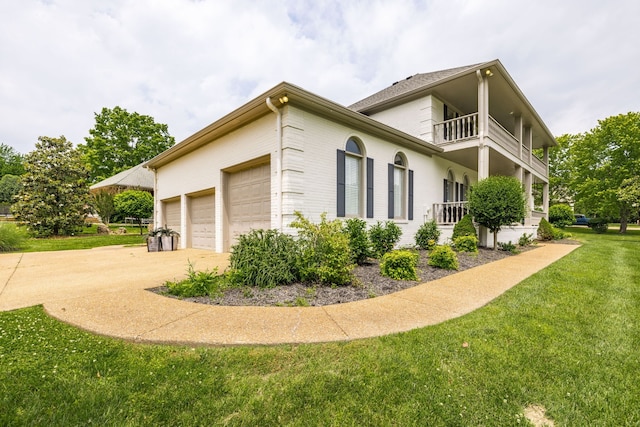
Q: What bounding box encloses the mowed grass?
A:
[20,224,146,252]
[1,228,639,425]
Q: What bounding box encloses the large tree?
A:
[468,176,526,250]
[0,143,25,177]
[113,190,154,235]
[571,112,640,233]
[12,136,91,236]
[79,106,175,183]
[548,133,580,205]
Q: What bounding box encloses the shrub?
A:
[343,218,371,265]
[537,218,555,241]
[291,212,353,286]
[452,214,477,240]
[497,241,518,253]
[588,218,609,234]
[428,245,459,270]
[518,233,534,247]
[0,223,27,252]
[165,264,227,298]
[369,221,402,258]
[229,229,300,288]
[380,250,419,281]
[453,235,478,253]
[549,204,575,229]
[415,220,440,250]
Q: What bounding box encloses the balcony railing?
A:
[434,113,548,175]
[433,201,468,224]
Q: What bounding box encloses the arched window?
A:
[393,154,406,219]
[462,175,470,201]
[445,170,455,202]
[344,139,363,216]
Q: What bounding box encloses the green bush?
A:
[427,245,459,270]
[0,223,27,252]
[452,214,477,240]
[369,221,402,258]
[497,241,518,253]
[229,229,299,288]
[549,204,574,229]
[537,218,555,241]
[518,233,534,247]
[588,218,609,234]
[380,250,419,281]
[415,220,440,250]
[343,218,371,265]
[291,212,353,286]
[165,264,227,298]
[453,235,478,253]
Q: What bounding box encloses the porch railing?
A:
[432,201,468,224]
[433,113,478,144]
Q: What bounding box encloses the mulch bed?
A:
[150,244,547,307]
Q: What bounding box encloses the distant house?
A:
[89,163,154,195]
[145,59,555,251]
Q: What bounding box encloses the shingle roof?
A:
[89,163,154,191]
[348,63,483,112]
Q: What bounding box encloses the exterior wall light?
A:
[485,69,494,77]
[278,95,289,104]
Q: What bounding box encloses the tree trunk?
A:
[493,230,498,251]
[138,219,144,235]
[619,205,629,233]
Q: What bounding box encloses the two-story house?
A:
[145,59,555,251]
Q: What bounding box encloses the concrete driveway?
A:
[0,243,580,346]
[0,245,228,311]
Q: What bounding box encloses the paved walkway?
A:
[0,244,579,346]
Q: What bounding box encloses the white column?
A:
[477,71,490,180]
[524,171,533,225]
[180,194,188,249]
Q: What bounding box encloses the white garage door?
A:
[228,162,271,245]
[189,193,215,250]
[163,199,181,233]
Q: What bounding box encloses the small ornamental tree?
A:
[93,190,116,226]
[468,176,526,250]
[12,136,91,236]
[113,190,154,234]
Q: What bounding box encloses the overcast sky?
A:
[1,0,639,154]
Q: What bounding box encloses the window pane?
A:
[346,139,361,155]
[394,166,404,218]
[345,155,361,216]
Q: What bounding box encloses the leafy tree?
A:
[468,176,526,250]
[12,136,91,236]
[548,134,579,205]
[548,204,574,229]
[0,143,25,177]
[93,190,116,226]
[113,190,153,235]
[617,176,640,223]
[0,174,21,204]
[79,106,175,183]
[571,112,640,233]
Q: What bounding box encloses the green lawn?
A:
[20,224,146,252]
[1,227,639,425]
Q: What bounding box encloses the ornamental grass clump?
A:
[229,229,300,288]
[380,250,419,281]
[427,245,459,270]
[0,223,27,252]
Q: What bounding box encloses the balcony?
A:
[433,113,547,175]
[432,201,468,225]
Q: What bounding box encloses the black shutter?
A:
[408,170,414,220]
[366,157,374,218]
[337,149,345,217]
[455,182,460,202]
[388,163,394,219]
[443,179,448,202]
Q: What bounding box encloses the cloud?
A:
[1,0,639,153]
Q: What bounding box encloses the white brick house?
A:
[145,59,555,251]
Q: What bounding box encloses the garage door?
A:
[163,199,181,233]
[189,193,215,250]
[228,162,271,245]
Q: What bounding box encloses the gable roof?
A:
[89,163,154,191]
[349,63,483,112]
[145,82,443,169]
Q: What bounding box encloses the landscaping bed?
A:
[151,246,536,307]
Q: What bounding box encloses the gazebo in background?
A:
[89,163,154,195]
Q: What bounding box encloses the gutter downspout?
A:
[266,97,283,232]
